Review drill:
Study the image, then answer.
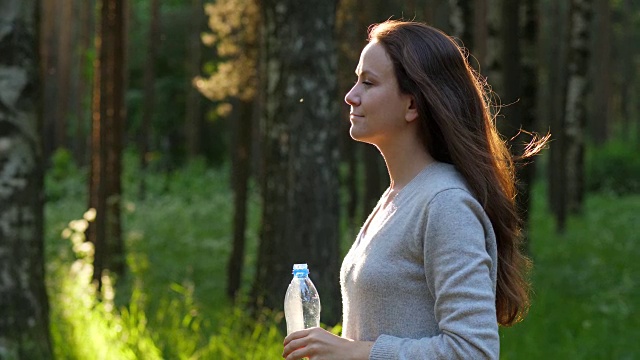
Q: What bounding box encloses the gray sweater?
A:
[340,162,499,359]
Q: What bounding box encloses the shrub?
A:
[586,141,640,195]
[45,148,86,202]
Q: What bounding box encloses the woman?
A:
[283,20,545,359]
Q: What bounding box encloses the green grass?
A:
[45,155,640,359]
[500,188,640,359]
[45,157,282,359]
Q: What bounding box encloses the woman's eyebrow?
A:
[355,69,378,77]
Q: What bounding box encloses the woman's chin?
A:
[349,129,373,145]
[349,127,365,142]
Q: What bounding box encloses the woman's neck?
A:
[377,137,434,192]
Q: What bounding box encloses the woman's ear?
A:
[405,96,418,123]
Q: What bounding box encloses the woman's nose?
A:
[344,85,359,106]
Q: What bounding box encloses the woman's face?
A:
[344,41,415,148]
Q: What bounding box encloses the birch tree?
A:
[564,0,593,213]
[0,0,53,357]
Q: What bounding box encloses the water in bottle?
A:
[284,263,321,335]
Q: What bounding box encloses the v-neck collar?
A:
[356,161,441,243]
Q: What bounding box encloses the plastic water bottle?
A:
[284,263,321,335]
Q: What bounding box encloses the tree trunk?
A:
[473,0,488,68]
[227,99,253,299]
[139,0,160,199]
[72,0,95,166]
[589,0,611,145]
[448,0,473,49]
[0,0,53,357]
[489,0,539,242]
[499,0,522,139]
[40,0,59,160]
[564,0,593,214]
[515,0,539,245]
[499,0,530,232]
[254,0,341,325]
[546,0,569,231]
[619,0,634,143]
[631,1,640,146]
[423,0,436,24]
[55,0,74,151]
[485,0,503,95]
[185,0,203,159]
[87,0,127,286]
[106,0,126,280]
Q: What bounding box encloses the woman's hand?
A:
[282,327,373,360]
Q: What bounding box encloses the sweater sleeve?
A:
[369,189,499,360]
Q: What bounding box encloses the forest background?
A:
[1,0,639,359]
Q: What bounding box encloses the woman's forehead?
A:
[357,42,393,77]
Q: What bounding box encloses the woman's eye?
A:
[354,77,373,86]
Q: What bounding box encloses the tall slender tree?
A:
[516,0,541,238]
[617,0,635,143]
[448,0,474,48]
[87,0,127,286]
[197,0,260,301]
[473,0,488,68]
[254,0,341,324]
[55,0,74,150]
[546,0,570,231]
[499,0,522,140]
[0,0,53,357]
[139,0,160,199]
[499,0,525,227]
[485,0,503,95]
[496,0,544,242]
[564,0,593,214]
[589,0,611,145]
[184,0,204,159]
[72,0,95,165]
[105,0,126,279]
[40,0,59,159]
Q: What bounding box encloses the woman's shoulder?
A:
[410,162,472,202]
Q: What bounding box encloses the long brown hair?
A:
[369,20,546,326]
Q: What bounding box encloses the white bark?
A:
[564,0,592,212]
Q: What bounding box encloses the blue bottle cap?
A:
[292,263,309,277]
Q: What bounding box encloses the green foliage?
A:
[45,151,639,358]
[45,148,86,202]
[126,0,224,167]
[46,157,279,359]
[500,185,640,359]
[49,210,162,360]
[586,140,640,195]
